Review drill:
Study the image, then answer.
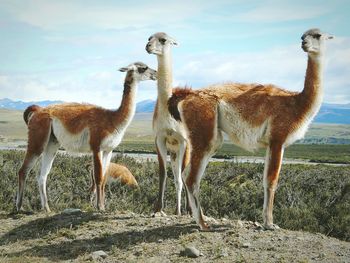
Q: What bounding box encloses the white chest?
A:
[284,118,312,147]
[154,111,185,134]
[153,111,188,151]
[285,100,321,147]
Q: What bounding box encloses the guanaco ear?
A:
[168,36,179,46]
[119,67,128,72]
[326,34,334,40]
[119,64,137,72]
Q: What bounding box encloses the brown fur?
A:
[28,72,135,152]
[263,143,284,227]
[107,163,139,188]
[181,143,190,172]
[203,61,320,144]
[168,87,194,121]
[42,103,119,150]
[107,163,138,187]
[180,91,218,153]
[89,163,138,194]
[149,29,330,230]
[169,36,326,230]
[16,64,154,213]
[23,104,41,125]
[26,110,53,155]
[204,83,299,142]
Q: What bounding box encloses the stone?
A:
[254,221,264,230]
[237,220,244,227]
[92,250,108,260]
[61,208,82,215]
[242,242,251,248]
[254,221,262,227]
[180,246,202,258]
[220,249,229,257]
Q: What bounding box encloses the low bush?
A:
[1,150,349,241]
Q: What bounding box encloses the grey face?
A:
[134,62,157,81]
[145,32,178,55]
[119,62,157,81]
[301,28,333,54]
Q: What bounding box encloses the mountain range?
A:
[1,98,350,124]
[135,100,350,124]
[0,98,63,110]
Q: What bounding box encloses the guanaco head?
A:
[301,28,333,55]
[119,62,157,82]
[145,32,178,55]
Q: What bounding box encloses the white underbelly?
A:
[218,102,269,152]
[100,130,125,151]
[52,119,91,152]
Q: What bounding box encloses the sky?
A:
[0,0,349,109]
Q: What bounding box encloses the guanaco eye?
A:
[314,33,322,39]
[159,38,167,44]
[138,67,148,73]
[148,36,152,41]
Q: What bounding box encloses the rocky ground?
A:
[0,210,349,263]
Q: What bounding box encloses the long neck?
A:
[157,50,173,108]
[115,72,137,126]
[298,53,324,118]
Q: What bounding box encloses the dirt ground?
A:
[0,210,349,263]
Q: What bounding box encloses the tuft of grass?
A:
[116,142,350,164]
[1,150,349,241]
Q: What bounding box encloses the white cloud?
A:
[174,37,350,104]
[1,36,348,106]
[1,72,113,106]
[0,1,348,106]
[237,1,330,23]
[175,45,304,89]
[1,0,209,30]
[0,68,158,108]
[323,37,350,103]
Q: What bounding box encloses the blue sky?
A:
[0,0,349,108]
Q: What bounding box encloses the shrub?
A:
[1,150,349,241]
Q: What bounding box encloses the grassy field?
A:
[0,109,26,142]
[1,109,350,143]
[1,150,349,241]
[306,123,350,138]
[118,141,350,164]
[1,109,350,163]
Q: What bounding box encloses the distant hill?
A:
[0,97,155,113]
[134,99,350,124]
[314,103,350,124]
[135,99,156,113]
[1,98,350,124]
[0,98,63,110]
[1,109,349,146]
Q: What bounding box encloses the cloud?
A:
[236,1,330,23]
[175,45,305,89]
[0,0,210,30]
[323,37,350,103]
[1,37,348,107]
[0,1,348,106]
[0,71,118,106]
[0,67,158,108]
[173,37,350,104]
